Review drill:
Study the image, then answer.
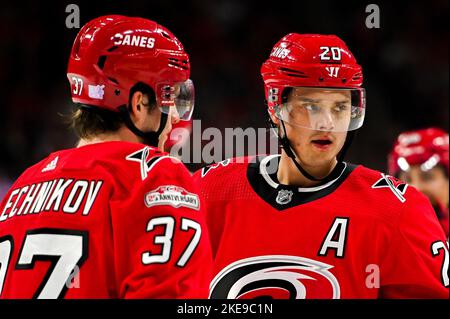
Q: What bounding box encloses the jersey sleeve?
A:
[111,157,213,299]
[379,189,449,298]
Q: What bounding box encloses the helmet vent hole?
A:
[168,58,188,70]
[279,67,307,78]
[352,73,362,81]
[108,77,119,84]
[97,46,118,69]
[161,31,171,39]
[97,56,107,69]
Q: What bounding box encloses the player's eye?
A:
[333,104,349,113]
[420,171,435,182]
[303,104,321,113]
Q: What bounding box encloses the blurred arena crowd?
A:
[0,1,448,198]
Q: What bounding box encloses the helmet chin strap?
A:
[118,105,168,148]
[269,116,355,183]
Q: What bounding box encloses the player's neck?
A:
[438,190,449,211]
[277,152,338,188]
[77,126,140,147]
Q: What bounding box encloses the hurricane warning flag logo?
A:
[210,255,340,299]
[371,173,408,203]
[126,147,177,180]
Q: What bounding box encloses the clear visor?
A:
[274,87,366,132]
[156,79,195,121]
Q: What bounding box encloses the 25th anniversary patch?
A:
[144,185,200,210]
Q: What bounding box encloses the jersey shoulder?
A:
[194,155,256,179]
[18,141,189,189]
[348,164,434,223]
[351,165,424,201]
[193,155,259,202]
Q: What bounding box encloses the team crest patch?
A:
[276,189,293,205]
[145,185,200,210]
[372,173,408,203]
[210,255,340,299]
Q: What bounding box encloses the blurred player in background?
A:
[0,15,212,299]
[389,128,449,237]
[195,34,449,298]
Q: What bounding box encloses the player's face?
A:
[399,165,449,207]
[156,105,180,150]
[275,88,349,167]
[133,92,180,149]
[142,100,163,133]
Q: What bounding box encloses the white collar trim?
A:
[259,154,347,192]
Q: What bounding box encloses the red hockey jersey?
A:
[194,155,449,299]
[0,141,212,299]
[435,202,449,238]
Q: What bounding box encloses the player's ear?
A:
[129,91,147,126]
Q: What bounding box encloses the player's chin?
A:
[310,145,339,161]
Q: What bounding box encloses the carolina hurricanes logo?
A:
[201,159,231,177]
[371,173,408,203]
[210,255,340,299]
[126,147,178,180]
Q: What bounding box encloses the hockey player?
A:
[195,34,449,298]
[0,15,212,299]
[389,128,449,237]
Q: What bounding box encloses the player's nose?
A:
[315,110,335,131]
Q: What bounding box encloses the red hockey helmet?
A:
[261,34,365,132]
[388,128,449,176]
[67,15,194,120]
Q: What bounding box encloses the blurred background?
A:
[0,0,448,198]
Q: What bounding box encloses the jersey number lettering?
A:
[431,240,449,287]
[0,229,88,298]
[142,217,201,267]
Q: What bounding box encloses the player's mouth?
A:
[311,136,333,150]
